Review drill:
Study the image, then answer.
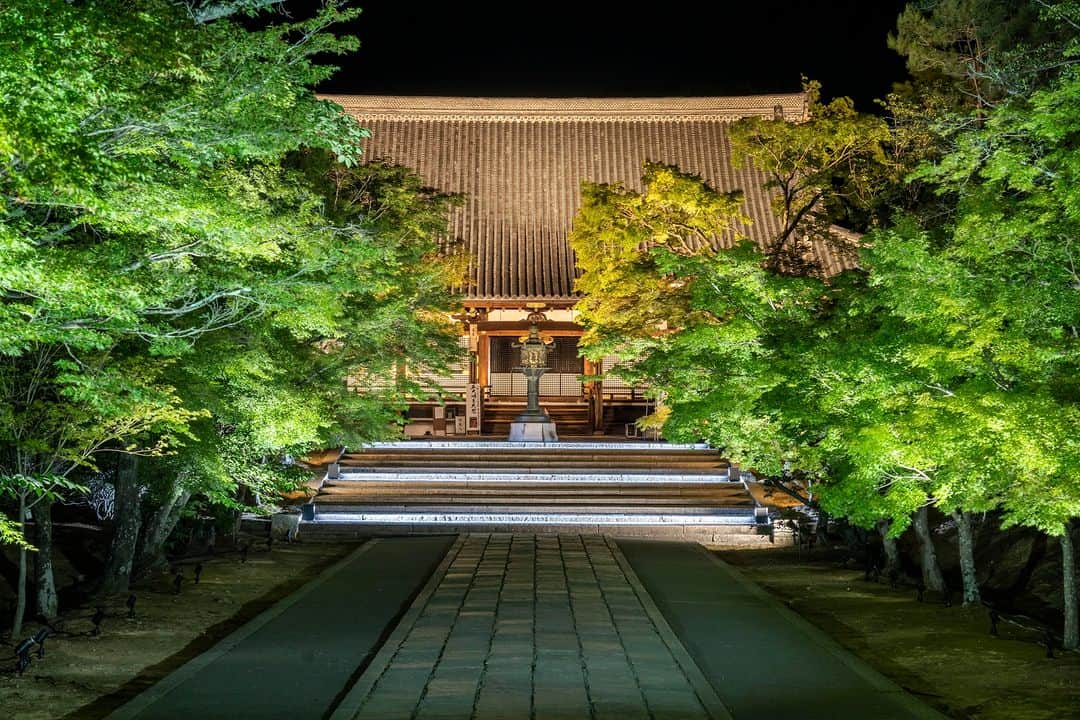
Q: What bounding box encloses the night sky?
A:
[297,1,912,112]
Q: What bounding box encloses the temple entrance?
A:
[482,334,589,435]
[488,336,583,397]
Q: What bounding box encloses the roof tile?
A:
[327,95,856,301]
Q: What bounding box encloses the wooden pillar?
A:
[467,325,479,383]
[583,358,604,434]
[477,334,490,388]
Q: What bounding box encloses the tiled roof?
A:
[324,94,811,122]
[324,95,855,302]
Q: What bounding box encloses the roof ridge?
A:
[319,94,810,122]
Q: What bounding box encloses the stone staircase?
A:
[297,441,778,545]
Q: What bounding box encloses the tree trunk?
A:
[1063,522,1077,651]
[31,497,58,620]
[12,493,28,637]
[135,484,191,578]
[912,505,946,593]
[953,509,981,605]
[876,519,899,574]
[101,456,143,595]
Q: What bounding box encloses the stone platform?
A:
[508,418,558,442]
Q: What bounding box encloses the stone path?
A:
[106,536,455,720]
[619,539,945,720]
[331,534,727,720]
[107,534,945,720]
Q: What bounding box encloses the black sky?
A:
[300,1,911,112]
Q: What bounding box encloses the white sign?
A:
[466,383,482,433]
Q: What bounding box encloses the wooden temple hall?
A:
[326,94,835,438]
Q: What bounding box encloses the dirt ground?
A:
[0,540,354,720]
[716,546,1080,720]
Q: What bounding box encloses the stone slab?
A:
[331,534,728,720]
[508,419,559,442]
[105,536,455,720]
[617,538,947,719]
[335,471,736,483]
[360,441,711,450]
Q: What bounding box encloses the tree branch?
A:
[188,0,282,24]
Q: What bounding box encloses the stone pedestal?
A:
[508,419,559,442]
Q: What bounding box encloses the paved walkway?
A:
[108,534,944,720]
[107,535,454,720]
[619,539,944,719]
[332,534,726,719]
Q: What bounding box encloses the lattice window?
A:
[488,336,583,397]
[490,336,582,373]
[348,336,469,399]
[489,372,581,397]
[490,336,518,373]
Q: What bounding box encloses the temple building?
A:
[323,94,856,437]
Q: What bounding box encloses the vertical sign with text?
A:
[466,383,482,433]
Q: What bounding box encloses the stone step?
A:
[317,484,751,497]
[318,485,750,497]
[331,471,739,484]
[317,496,750,505]
[317,489,752,502]
[339,443,729,471]
[340,453,726,463]
[316,501,753,511]
[343,453,722,463]
[339,464,726,473]
[343,448,720,455]
[310,509,754,525]
[295,520,781,545]
[338,464,728,473]
[313,502,752,513]
[315,496,751,507]
[317,499,751,509]
[317,484,754,500]
[316,505,756,515]
[352,441,711,450]
[341,461,725,470]
[340,465,728,475]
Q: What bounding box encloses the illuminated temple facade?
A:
[325,94,855,437]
